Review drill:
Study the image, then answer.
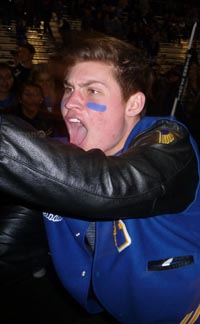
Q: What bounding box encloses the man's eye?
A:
[87,88,99,95]
[64,85,73,95]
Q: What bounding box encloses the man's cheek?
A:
[86,102,107,112]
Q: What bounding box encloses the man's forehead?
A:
[65,61,114,83]
[68,60,114,72]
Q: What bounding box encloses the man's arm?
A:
[0,115,198,220]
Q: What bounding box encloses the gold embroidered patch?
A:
[113,220,132,253]
[157,130,175,144]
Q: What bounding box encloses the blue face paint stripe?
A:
[86,102,107,112]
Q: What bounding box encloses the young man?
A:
[13,43,36,86]
[0,35,200,324]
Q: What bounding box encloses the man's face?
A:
[36,72,53,96]
[17,47,32,64]
[0,68,14,94]
[21,85,43,115]
[61,61,131,155]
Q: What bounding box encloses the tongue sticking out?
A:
[70,123,87,146]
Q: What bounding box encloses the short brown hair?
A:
[62,33,152,102]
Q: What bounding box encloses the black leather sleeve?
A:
[0,202,49,282]
[0,114,198,220]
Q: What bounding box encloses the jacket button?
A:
[81,270,86,277]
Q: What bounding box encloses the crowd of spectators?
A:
[0,42,67,137]
[1,1,200,47]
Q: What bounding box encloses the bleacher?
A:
[157,41,188,72]
[0,11,82,65]
[0,10,198,74]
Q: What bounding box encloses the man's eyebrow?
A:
[78,80,106,87]
[64,79,106,88]
[63,80,108,89]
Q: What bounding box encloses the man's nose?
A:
[63,90,84,111]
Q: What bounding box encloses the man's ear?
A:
[125,92,146,117]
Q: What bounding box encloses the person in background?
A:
[58,18,72,44]
[13,43,36,87]
[15,81,55,136]
[31,63,63,113]
[0,62,18,114]
[40,0,54,38]
[47,52,66,104]
[0,34,200,324]
[31,63,68,137]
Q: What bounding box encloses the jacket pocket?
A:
[148,255,194,271]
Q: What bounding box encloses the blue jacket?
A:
[42,117,200,324]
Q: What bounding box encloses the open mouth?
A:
[68,118,88,146]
